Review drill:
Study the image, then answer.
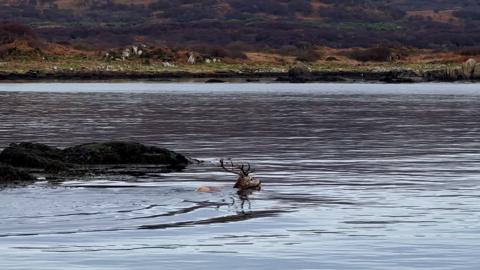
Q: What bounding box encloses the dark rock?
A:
[473,63,480,80]
[0,142,67,172]
[63,141,190,168]
[422,69,445,81]
[431,60,479,81]
[0,141,191,184]
[446,67,463,81]
[0,164,35,186]
[275,76,290,82]
[0,141,189,169]
[379,70,423,83]
[380,76,414,83]
[424,67,463,81]
[288,62,312,83]
[205,79,226,83]
[0,141,194,187]
[325,56,339,61]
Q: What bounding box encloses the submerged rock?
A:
[0,164,35,186]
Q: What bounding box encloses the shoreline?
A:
[0,70,474,83]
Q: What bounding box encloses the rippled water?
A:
[1,83,480,270]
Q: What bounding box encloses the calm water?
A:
[0,83,480,270]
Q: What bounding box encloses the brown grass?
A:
[245,52,295,65]
[407,10,461,25]
[311,0,331,10]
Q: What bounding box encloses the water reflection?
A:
[0,83,480,270]
[235,189,255,213]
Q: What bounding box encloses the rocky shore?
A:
[1,59,479,83]
[0,141,191,187]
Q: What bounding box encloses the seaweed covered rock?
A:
[63,142,190,168]
[0,164,35,186]
[0,142,66,172]
[0,141,189,169]
[0,141,190,186]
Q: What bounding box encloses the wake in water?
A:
[1,84,480,270]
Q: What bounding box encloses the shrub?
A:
[459,46,480,56]
[294,48,322,62]
[190,44,247,59]
[0,21,38,46]
[346,46,394,62]
[145,47,176,61]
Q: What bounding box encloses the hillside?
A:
[1,0,480,50]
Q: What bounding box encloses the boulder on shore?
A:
[446,66,463,81]
[473,63,480,80]
[288,62,312,83]
[462,58,477,79]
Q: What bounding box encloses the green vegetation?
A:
[0,55,453,76]
[300,20,403,31]
[0,0,479,50]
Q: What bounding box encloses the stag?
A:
[219,159,261,190]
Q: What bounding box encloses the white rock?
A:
[122,48,131,59]
[187,54,196,64]
[462,58,477,79]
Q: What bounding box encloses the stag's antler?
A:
[219,159,255,176]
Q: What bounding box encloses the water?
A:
[0,83,480,270]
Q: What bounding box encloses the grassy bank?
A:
[0,56,455,75]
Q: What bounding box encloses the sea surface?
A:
[0,83,479,270]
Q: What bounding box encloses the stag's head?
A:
[219,159,261,190]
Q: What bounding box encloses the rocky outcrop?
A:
[0,164,35,186]
[205,79,226,83]
[422,59,480,81]
[287,62,312,83]
[424,66,466,81]
[446,66,463,81]
[0,141,191,186]
[0,142,66,172]
[462,58,477,79]
[474,63,480,80]
[63,142,189,168]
